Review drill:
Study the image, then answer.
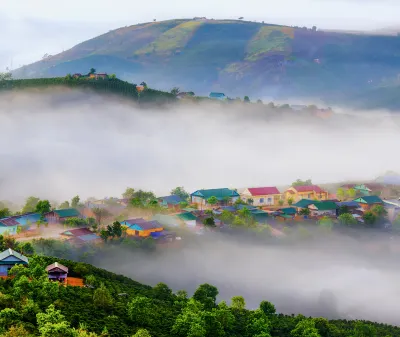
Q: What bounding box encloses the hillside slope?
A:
[14,19,400,106]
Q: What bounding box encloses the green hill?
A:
[2,254,400,337]
[12,19,400,107]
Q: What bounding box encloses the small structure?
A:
[0,218,20,235]
[307,201,338,217]
[240,187,282,206]
[292,199,315,211]
[176,212,197,227]
[191,188,240,207]
[354,196,383,211]
[354,184,383,196]
[89,73,108,80]
[209,92,227,101]
[72,73,82,78]
[284,185,329,203]
[0,249,29,276]
[121,219,164,237]
[157,195,183,209]
[46,262,68,283]
[61,227,101,245]
[45,208,81,224]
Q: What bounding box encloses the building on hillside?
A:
[284,185,328,202]
[353,196,384,211]
[240,187,282,206]
[136,85,145,92]
[176,212,197,227]
[61,228,101,245]
[307,201,338,217]
[0,249,29,276]
[89,73,108,80]
[121,219,164,237]
[209,92,227,101]
[157,195,183,209]
[191,188,240,207]
[383,200,400,223]
[292,199,315,211]
[0,218,20,235]
[45,208,81,224]
[250,209,269,223]
[14,213,41,228]
[46,262,68,283]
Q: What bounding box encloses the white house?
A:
[240,187,282,206]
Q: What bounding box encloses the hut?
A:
[46,262,68,283]
[0,249,29,276]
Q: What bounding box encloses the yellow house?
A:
[284,185,328,203]
[240,187,282,206]
[121,218,163,237]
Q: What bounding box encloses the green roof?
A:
[309,201,338,211]
[279,207,297,215]
[191,188,239,200]
[0,248,29,264]
[354,196,383,204]
[176,212,197,221]
[292,199,315,208]
[182,208,197,212]
[53,208,80,218]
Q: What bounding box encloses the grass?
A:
[246,26,294,61]
[134,21,203,56]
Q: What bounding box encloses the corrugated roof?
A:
[293,199,315,208]
[78,234,100,241]
[131,221,163,230]
[278,207,297,215]
[46,262,69,273]
[123,218,147,225]
[176,212,197,221]
[158,195,182,205]
[247,187,280,196]
[336,201,360,208]
[0,217,20,227]
[52,208,80,218]
[0,248,29,264]
[293,185,325,193]
[209,92,226,98]
[191,188,239,200]
[61,227,93,237]
[354,196,383,204]
[309,201,338,211]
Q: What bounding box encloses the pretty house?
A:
[0,249,28,276]
[191,188,240,207]
[241,187,282,206]
[284,185,329,202]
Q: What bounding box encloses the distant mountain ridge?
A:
[13,18,400,108]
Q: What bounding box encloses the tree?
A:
[336,188,345,200]
[318,216,333,230]
[85,275,96,287]
[203,217,216,228]
[207,196,218,207]
[19,242,34,255]
[259,300,276,316]
[111,221,123,238]
[291,319,321,337]
[247,198,254,205]
[140,82,148,89]
[89,68,96,75]
[93,283,113,309]
[288,197,294,206]
[99,229,109,243]
[171,187,190,201]
[22,196,40,214]
[338,213,357,226]
[292,179,312,186]
[257,99,263,104]
[133,329,152,337]
[220,210,234,224]
[153,283,173,302]
[231,296,246,310]
[193,284,218,310]
[170,87,180,95]
[244,96,250,103]
[35,200,51,221]
[109,74,116,79]
[71,195,80,208]
[122,187,135,199]
[36,304,74,337]
[338,205,350,215]
[363,211,377,227]
[299,208,310,216]
[92,208,111,226]
[371,204,387,218]
[59,201,70,209]
[347,188,356,199]
[233,216,246,226]
[127,296,154,326]
[352,321,377,337]
[0,208,11,218]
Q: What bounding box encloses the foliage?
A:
[0,208,11,218]
[244,96,250,102]
[59,201,70,209]
[338,213,358,226]
[363,211,377,227]
[338,205,350,215]
[71,196,80,208]
[122,187,136,199]
[336,188,345,200]
[299,208,310,216]
[347,188,356,199]
[22,197,40,214]
[292,179,312,187]
[220,210,235,224]
[170,187,190,201]
[318,216,334,229]
[93,283,113,309]
[287,197,294,206]
[63,217,88,227]
[207,196,218,206]
[203,217,216,227]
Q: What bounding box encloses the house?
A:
[121,219,164,237]
[45,208,81,224]
[307,201,338,217]
[383,199,400,223]
[46,262,68,283]
[0,217,20,235]
[150,230,177,243]
[250,209,269,223]
[61,227,101,245]
[354,183,383,196]
[14,213,42,227]
[191,188,240,207]
[353,196,384,211]
[240,187,282,206]
[0,249,28,276]
[136,85,145,92]
[176,212,197,227]
[292,199,316,211]
[284,185,328,202]
[89,73,108,80]
[158,195,183,209]
[209,92,227,101]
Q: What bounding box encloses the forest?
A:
[0,252,399,337]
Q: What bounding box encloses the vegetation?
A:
[0,256,399,337]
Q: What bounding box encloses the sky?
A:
[1,0,400,70]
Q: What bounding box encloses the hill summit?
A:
[14,18,400,106]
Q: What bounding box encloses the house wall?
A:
[0,225,18,236]
[0,265,11,276]
[45,213,60,223]
[126,227,163,237]
[285,188,328,202]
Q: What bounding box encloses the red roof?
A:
[293,185,325,193]
[62,227,93,237]
[248,187,280,196]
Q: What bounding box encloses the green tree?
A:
[347,188,356,199]
[99,229,109,243]
[363,211,377,226]
[152,282,173,301]
[170,87,180,95]
[291,319,321,337]
[170,187,190,201]
[0,308,22,330]
[36,304,74,337]
[318,216,333,230]
[111,221,123,238]
[0,208,11,218]
[207,196,218,207]
[278,199,284,206]
[338,213,357,226]
[244,96,250,103]
[371,204,387,218]
[336,188,345,200]
[259,300,276,317]
[89,68,96,75]
[122,187,135,199]
[288,197,294,206]
[193,284,218,310]
[233,216,246,226]
[59,201,70,209]
[127,296,154,326]
[220,210,234,224]
[352,321,377,337]
[292,179,312,187]
[132,329,152,337]
[338,205,350,215]
[203,217,216,228]
[92,208,111,226]
[19,242,34,255]
[22,196,40,214]
[247,198,254,205]
[85,275,96,287]
[299,208,310,216]
[171,298,206,337]
[246,309,271,337]
[71,196,80,208]
[93,283,113,309]
[35,200,51,221]
[231,296,246,310]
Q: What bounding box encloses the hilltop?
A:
[13,18,400,108]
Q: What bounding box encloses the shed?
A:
[0,249,29,276]
[46,262,68,282]
[0,218,20,235]
[176,212,197,227]
[45,208,81,223]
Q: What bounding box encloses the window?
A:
[260,198,264,203]
[268,198,272,204]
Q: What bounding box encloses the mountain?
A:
[13,18,400,106]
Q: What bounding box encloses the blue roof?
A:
[15,213,41,226]
[236,204,257,211]
[78,234,100,242]
[158,195,182,205]
[336,201,359,208]
[209,92,226,98]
